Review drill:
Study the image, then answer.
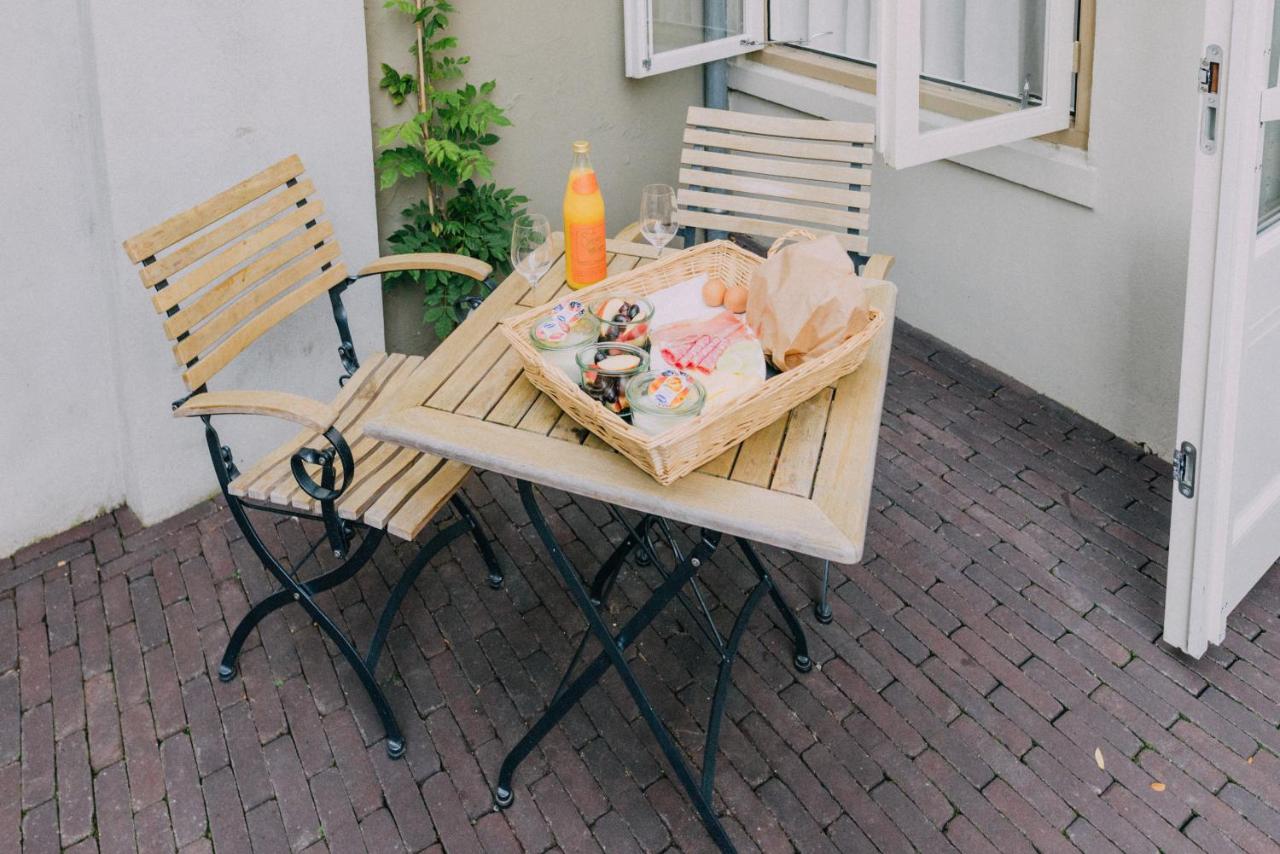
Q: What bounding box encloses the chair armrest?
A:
[173,391,336,432]
[356,253,492,282]
[861,254,896,281]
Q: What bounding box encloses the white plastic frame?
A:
[876,0,1076,169]
[624,0,766,78]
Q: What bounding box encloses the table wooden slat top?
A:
[367,237,896,564]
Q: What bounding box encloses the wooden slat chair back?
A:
[678,106,875,259]
[122,155,347,392]
[118,156,503,761]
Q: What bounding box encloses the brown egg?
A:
[702,276,727,307]
[723,284,749,313]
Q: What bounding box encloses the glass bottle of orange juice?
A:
[564,141,607,289]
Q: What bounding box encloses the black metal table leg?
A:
[814,559,834,624]
[737,538,812,673]
[497,481,811,853]
[588,530,639,606]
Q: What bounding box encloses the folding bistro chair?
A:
[673,106,896,622]
[121,155,503,758]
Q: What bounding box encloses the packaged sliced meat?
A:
[653,311,755,374]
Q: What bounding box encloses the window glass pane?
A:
[653,0,745,54]
[777,0,1058,105]
[1260,123,1280,231]
[1270,0,1280,87]
[1259,1,1280,230]
[914,0,1047,132]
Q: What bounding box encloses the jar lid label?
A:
[648,371,692,409]
[534,318,569,343]
[551,300,585,324]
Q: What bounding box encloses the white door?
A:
[1165,0,1280,656]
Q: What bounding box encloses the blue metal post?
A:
[703,0,729,108]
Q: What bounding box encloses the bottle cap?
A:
[572,140,590,153]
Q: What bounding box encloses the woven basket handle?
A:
[767,228,818,258]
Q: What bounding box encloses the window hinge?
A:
[1072,40,1081,73]
[1173,441,1197,499]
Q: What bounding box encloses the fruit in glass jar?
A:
[597,298,627,320]
[578,344,646,415]
[617,323,648,344]
[597,353,641,371]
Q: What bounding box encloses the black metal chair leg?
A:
[220,496,405,756]
[364,517,471,675]
[295,587,406,758]
[219,589,291,680]
[814,559,833,624]
[736,538,812,673]
[450,494,504,589]
[218,525,385,680]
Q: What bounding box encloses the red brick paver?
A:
[5,321,1280,852]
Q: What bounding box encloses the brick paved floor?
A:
[6,321,1280,853]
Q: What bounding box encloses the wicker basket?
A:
[500,239,885,485]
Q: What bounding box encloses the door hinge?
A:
[1173,441,1197,499]
[1199,44,1223,154]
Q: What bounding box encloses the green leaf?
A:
[376,0,526,333]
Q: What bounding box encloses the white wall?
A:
[0,0,384,556]
[0,0,126,555]
[730,0,1204,454]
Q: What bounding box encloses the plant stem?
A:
[414,0,436,219]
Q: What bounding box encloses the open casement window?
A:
[624,0,766,78]
[875,0,1078,168]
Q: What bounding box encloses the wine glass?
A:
[640,184,678,250]
[511,214,554,283]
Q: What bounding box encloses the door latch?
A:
[1200,44,1223,154]
[1173,441,1197,499]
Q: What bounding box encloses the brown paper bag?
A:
[746,230,872,372]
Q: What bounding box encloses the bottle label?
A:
[568,222,607,284]
[570,171,600,195]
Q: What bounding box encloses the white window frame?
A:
[624,0,767,78]
[876,0,1077,169]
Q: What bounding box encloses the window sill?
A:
[727,55,1098,209]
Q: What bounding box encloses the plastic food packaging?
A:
[528,300,599,377]
[626,370,706,435]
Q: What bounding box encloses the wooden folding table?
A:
[366,238,896,851]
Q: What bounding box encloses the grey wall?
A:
[364,0,703,353]
[1,0,384,556]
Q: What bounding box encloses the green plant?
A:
[375,0,527,338]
